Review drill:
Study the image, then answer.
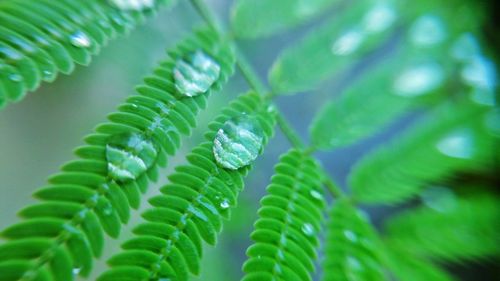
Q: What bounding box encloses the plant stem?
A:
[189,0,346,199]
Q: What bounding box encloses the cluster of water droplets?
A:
[331,3,397,56]
[174,50,221,97]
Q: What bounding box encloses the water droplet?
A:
[174,50,221,97]
[393,62,444,97]
[131,103,138,109]
[103,203,113,215]
[451,33,481,62]
[213,115,264,170]
[108,0,155,10]
[421,186,457,213]
[436,129,474,159]
[409,14,446,46]
[362,4,396,33]
[343,229,358,242]
[106,132,158,182]
[43,70,53,79]
[301,223,314,236]
[219,199,230,209]
[72,268,81,275]
[8,74,22,82]
[69,31,91,48]
[461,55,497,105]
[309,190,323,200]
[276,249,285,260]
[331,30,364,56]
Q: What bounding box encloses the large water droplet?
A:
[409,14,446,46]
[108,0,155,10]
[213,115,264,170]
[106,132,158,182]
[436,129,474,159]
[362,4,396,33]
[301,223,314,236]
[70,31,91,48]
[174,50,221,97]
[393,62,444,97]
[331,30,364,56]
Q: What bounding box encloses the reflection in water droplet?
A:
[310,190,323,200]
[421,186,457,213]
[108,0,155,10]
[213,115,264,170]
[393,63,444,97]
[174,50,220,97]
[70,31,91,48]
[409,14,446,46]
[363,4,396,33]
[436,129,474,159]
[343,229,357,242]
[106,132,158,182]
[451,33,480,61]
[301,223,314,236]
[219,199,230,210]
[331,30,364,56]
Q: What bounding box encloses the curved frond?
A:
[322,199,386,281]
[241,149,327,281]
[0,28,234,280]
[0,0,176,108]
[349,102,497,204]
[97,92,277,281]
[384,191,500,261]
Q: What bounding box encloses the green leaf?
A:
[384,192,500,261]
[231,0,338,39]
[242,149,326,281]
[349,102,497,204]
[0,0,177,109]
[98,92,277,281]
[322,199,386,281]
[269,0,402,94]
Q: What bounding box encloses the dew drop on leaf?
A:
[362,4,397,33]
[219,199,230,210]
[331,30,364,56]
[174,50,221,97]
[343,229,358,242]
[310,190,323,200]
[436,129,474,159]
[213,115,264,170]
[72,268,81,276]
[106,132,158,182]
[301,223,314,236]
[393,62,444,97]
[8,74,22,82]
[69,31,91,48]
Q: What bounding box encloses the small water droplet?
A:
[436,129,474,159]
[106,132,158,182]
[421,186,457,213]
[174,50,221,97]
[409,14,446,46]
[309,190,323,200]
[213,115,264,170]
[219,199,230,210]
[103,202,113,215]
[362,4,396,33]
[393,62,444,97]
[331,29,364,56]
[70,31,91,48]
[301,223,314,236]
[108,0,156,10]
[8,74,22,82]
[72,268,81,275]
[131,103,138,109]
[43,70,53,79]
[343,229,358,242]
[345,255,363,272]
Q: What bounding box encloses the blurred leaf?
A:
[231,0,338,39]
[349,102,498,204]
[384,192,500,261]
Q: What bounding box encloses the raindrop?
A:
[106,132,158,182]
[219,199,230,210]
[409,14,446,46]
[331,30,364,56]
[108,0,155,10]
[343,229,358,242]
[362,4,396,33]
[393,62,444,97]
[213,115,264,170]
[174,50,221,97]
[301,223,314,236]
[69,31,91,48]
[436,129,474,159]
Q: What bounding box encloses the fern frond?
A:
[0,0,176,109]
[97,92,276,281]
[349,102,497,204]
[0,28,234,280]
[322,198,386,281]
[230,0,338,39]
[241,149,326,281]
[384,191,500,262]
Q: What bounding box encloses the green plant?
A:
[0,0,498,281]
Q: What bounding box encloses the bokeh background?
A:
[0,0,498,280]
